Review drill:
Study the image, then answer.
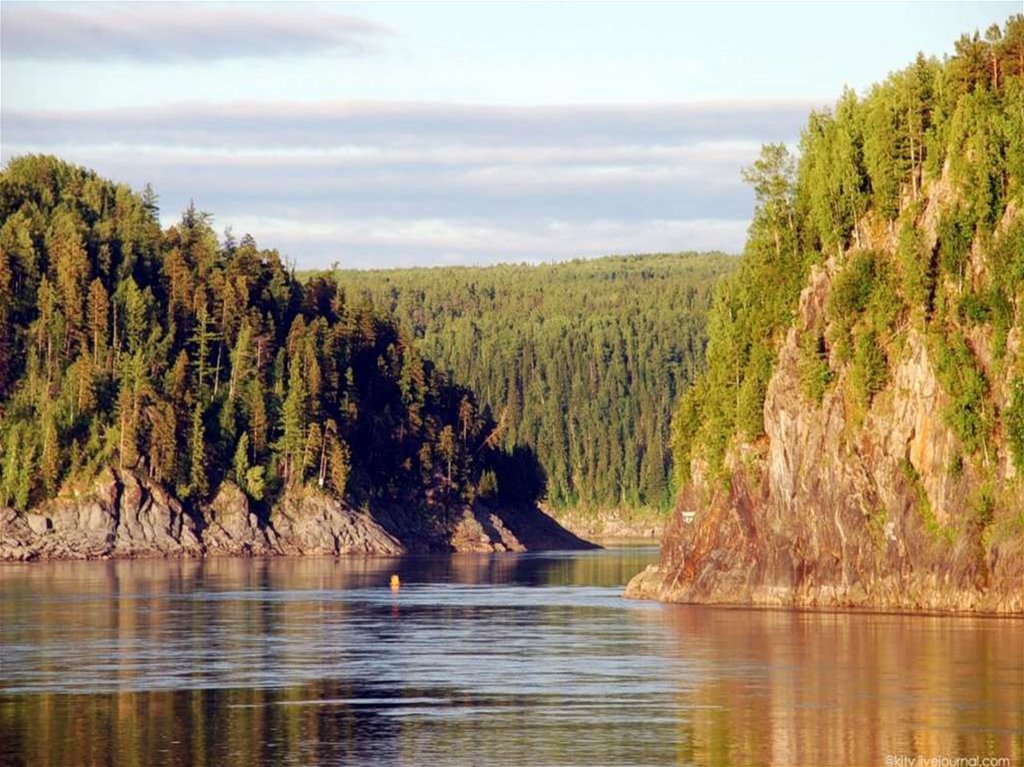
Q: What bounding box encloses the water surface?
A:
[1,549,1021,766]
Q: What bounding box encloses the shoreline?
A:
[0,469,598,563]
[624,564,1024,616]
[547,506,667,542]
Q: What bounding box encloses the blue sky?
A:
[2,1,1018,268]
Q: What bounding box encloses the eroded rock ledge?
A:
[0,469,595,561]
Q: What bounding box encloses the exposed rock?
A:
[628,200,1024,615]
[550,506,665,541]
[24,514,50,536]
[0,468,202,561]
[450,508,525,553]
[271,489,405,555]
[113,471,203,558]
[467,502,599,552]
[201,482,277,556]
[1,474,594,561]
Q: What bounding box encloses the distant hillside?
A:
[327,253,736,512]
[629,17,1024,612]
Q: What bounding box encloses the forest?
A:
[0,156,545,517]
[672,17,1024,491]
[332,254,733,511]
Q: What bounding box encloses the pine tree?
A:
[87,278,109,367]
[188,402,208,498]
[278,357,307,487]
[233,432,251,486]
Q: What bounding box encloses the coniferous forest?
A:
[332,254,733,512]
[672,17,1024,487]
[0,156,546,517]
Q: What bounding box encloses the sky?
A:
[1,1,1019,269]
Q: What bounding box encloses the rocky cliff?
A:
[0,470,594,561]
[628,195,1024,613]
[628,23,1024,614]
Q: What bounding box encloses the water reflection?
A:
[1,551,1021,767]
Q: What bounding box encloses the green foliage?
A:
[930,329,992,455]
[849,330,888,407]
[798,331,832,404]
[900,458,954,545]
[937,204,974,280]
[669,385,703,487]
[896,208,935,321]
[669,144,806,480]
[948,452,964,480]
[671,17,1024,491]
[0,155,537,514]
[1005,378,1024,470]
[799,89,868,254]
[947,88,1008,234]
[829,250,878,319]
[331,251,734,510]
[735,343,774,439]
[477,469,498,498]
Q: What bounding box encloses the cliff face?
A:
[0,470,594,561]
[628,198,1024,613]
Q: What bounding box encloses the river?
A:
[1,548,1021,766]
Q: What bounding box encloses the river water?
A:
[0,548,1021,766]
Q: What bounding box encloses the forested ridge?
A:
[0,156,543,518]
[330,253,734,511]
[670,17,1024,525]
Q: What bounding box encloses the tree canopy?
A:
[330,253,734,511]
[0,156,541,514]
[673,15,1024,485]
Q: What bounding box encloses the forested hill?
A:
[330,253,735,511]
[628,17,1024,612]
[0,156,543,520]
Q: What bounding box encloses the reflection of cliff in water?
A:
[657,605,1024,767]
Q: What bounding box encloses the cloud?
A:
[1,2,391,62]
[2,99,815,149]
[0,138,758,222]
[221,214,750,270]
[1,98,811,267]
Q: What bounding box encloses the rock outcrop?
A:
[628,196,1024,615]
[202,482,278,556]
[0,468,202,561]
[0,472,594,561]
[551,506,665,541]
[270,489,404,555]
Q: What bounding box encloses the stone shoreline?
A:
[0,468,596,562]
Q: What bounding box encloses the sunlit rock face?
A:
[0,472,594,561]
[629,183,1024,615]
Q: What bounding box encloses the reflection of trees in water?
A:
[1,680,410,767]
[0,547,659,595]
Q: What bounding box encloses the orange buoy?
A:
[390,574,401,590]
